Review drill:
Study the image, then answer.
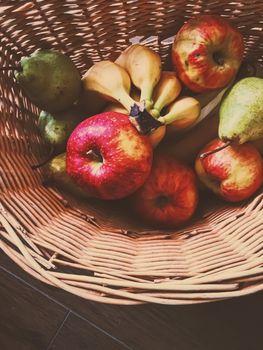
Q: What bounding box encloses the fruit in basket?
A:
[44,153,90,198]
[82,60,137,112]
[168,62,263,162]
[15,49,81,112]
[66,112,153,200]
[219,77,263,144]
[161,111,219,164]
[115,44,162,109]
[146,125,166,148]
[160,96,200,134]
[82,60,163,135]
[150,71,182,118]
[38,108,83,154]
[129,153,198,228]
[195,138,263,202]
[172,15,244,92]
[103,90,140,114]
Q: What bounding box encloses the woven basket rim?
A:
[1,1,263,305]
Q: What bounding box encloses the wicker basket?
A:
[1,1,263,305]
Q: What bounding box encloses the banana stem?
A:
[199,140,232,159]
[152,99,166,114]
[149,108,160,119]
[129,104,163,135]
[158,111,181,125]
[118,92,139,112]
[140,83,154,110]
[140,82,154,101]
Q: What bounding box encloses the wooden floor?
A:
[1,252,263,350]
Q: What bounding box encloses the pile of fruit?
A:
[13,15,263,229]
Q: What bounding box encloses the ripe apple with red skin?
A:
[66,112,153,200]
[172,15,244,92]
[195,138,263,202]
[129,153,198,228]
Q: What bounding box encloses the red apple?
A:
[129,153,199,228]
[66,112,153,200]
[172,15,244,92]
[195,138,263,202]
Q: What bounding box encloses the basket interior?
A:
[1,1,263,304]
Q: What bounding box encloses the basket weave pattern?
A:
[1,1,263,304]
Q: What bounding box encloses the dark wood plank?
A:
[1,252,263,350]
[0,265,68,350]
[49,313,128,350]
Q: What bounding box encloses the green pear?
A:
[45,153,90,198]
[15,49,81,112]
[38,108,82,153]
[219,77,263,144]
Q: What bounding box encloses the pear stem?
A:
[31,146,55,170]
[199,140,232,159]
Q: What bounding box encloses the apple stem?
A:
[199,140,232,159]
[31,146,55,170]
[86,149,103,162]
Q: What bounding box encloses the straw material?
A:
[1,1,263,305]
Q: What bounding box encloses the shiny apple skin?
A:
[130,154,199,228]
[66,112,153,200]
[172,15,244,92]
[195,138,263,202]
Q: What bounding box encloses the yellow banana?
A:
[160,111,219,164]
[148,125,166,148]
[159,97,200,133]
[83,59,164,145]
[82,60,137,112]
[150,71,182,118]
[103,90,140,113]
[116,44,162,110]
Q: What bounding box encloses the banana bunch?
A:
[81,44,201,147]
